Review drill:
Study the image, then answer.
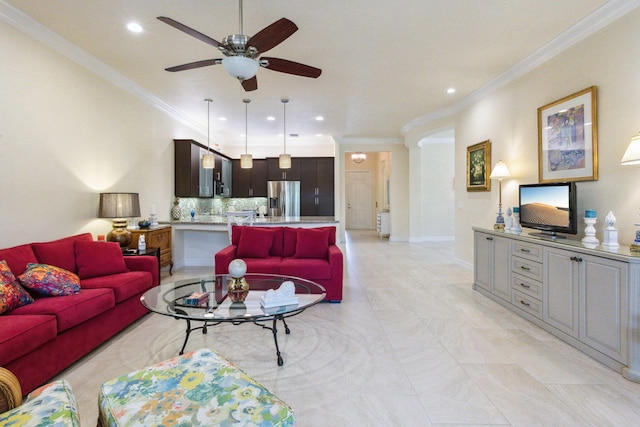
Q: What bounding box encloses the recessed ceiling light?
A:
[267,116,275,121]
[447,87,456,94]
[218,117,227,121]
[315,116,324,121]
[126,22,144,33]
[316,134,323,137]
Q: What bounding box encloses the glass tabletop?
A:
[140,273,326,321]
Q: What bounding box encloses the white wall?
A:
[420,140,455,240]
[0,21,203,247]
[454,7,640,265]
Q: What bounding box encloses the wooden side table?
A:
[127,226,173,275]
[122,247,161,282]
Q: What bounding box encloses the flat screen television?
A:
[518,182,577,237]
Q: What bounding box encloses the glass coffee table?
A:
[140,273,326,366]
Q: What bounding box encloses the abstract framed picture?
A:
[466,140,491,191]
[538,86,598,183]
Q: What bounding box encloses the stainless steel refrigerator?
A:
[267,181,300,218]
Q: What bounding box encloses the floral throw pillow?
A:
[18,263,81,297]
[0,259,34,314]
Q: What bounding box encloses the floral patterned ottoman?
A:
[0,379,80,427]
[98,348,295,427]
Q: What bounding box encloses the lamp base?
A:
[107,219,132,248]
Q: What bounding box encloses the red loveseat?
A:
[215,226,343,302]
[0,233,158,394]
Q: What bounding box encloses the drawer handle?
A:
[519,283,531,289]
[519,300,531,307]
[486,237,493,241]
[520,248,531,253]
[570,256,583,263]
[520,266,531,271]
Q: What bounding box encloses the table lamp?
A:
[621,132,640,251]
[98,193,141,247]
[490,160,511,230]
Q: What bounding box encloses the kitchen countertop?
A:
[162,216,338,226]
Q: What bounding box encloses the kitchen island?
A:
[164,216,338,268]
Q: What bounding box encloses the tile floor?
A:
[55,230,640,426]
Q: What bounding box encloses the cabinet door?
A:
[232,159,251,197]
[580,256,627,363]
[474,232,493,291]
[220,157,232,197]
[251,159,268,197]
[315,157,335,216]
[174,141,200,197]
[543,247,579,338]
[299,158,317,216]
[199,148,214,197]
[267,157,300,181]
[492,237,511,302]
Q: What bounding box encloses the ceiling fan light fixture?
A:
[222,56,259,80]
[351,152,366,164]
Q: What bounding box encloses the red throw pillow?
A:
[75,241,129,279]
[32,240,77,273]
[236,227,275,259]
[293,228,330,259]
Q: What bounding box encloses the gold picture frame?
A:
[466,140,491,191]
[538,86,598,183]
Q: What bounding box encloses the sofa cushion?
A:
[236,227,275,259]
[9,288,115,333]
[0,260,34,314]
[0,314,57,365]
[0,244,38,277]
[81,271,153,303]
[32,234,93,274]
[75,241,129,279]
[243,257,282,275]
[280,258,332,280]
[293,228,330,259]
[18,263,81,297]
[284,226,336,257]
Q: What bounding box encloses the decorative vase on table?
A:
[171,197,182,220]
[227,259,249,302]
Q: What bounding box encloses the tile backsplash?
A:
[172,197,267,218]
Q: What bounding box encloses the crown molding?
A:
[0,0,207,136]
[402,0,640,136]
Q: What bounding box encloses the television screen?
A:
[519,182,577,236]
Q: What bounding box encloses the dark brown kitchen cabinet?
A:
[266,157,301,181]
[232,159,268,197]
[299,157,334,216]
[174,139,214,198]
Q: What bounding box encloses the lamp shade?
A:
[202,152,215,169]
[279,154,292,169]
[240,153,253,169]
[222,56,260,80]
[490,160,511,179]
[98,193,140,218]
[621,133,640,165]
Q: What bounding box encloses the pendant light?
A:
[202,98,215,169]
[240,98,253,169]
[279,98,291,169]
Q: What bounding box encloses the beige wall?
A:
[454,7,640,265]
[1,21,202,247]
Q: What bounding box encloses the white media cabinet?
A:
[473,226,640,382]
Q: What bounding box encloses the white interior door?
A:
[346,171,372,229]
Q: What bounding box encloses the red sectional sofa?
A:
[215,226,343,302]
[0,233,158,395]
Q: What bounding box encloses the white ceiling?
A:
[4,0,633,148]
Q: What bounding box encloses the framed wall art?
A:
[538,86,598,183]
[466,140,491,191]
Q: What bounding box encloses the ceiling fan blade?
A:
[247,18,298,54]
[157,16,222,49]
[241,76,258,91]
[165,59,221,72]
[261,57,322,78]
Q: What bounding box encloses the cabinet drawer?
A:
[511,289,542,319]
[512,241,543,262]
[149,230,171,250]
[511,273,543,300]
[512,257,543,281]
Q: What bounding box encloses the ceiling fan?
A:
[158,0,322,91]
